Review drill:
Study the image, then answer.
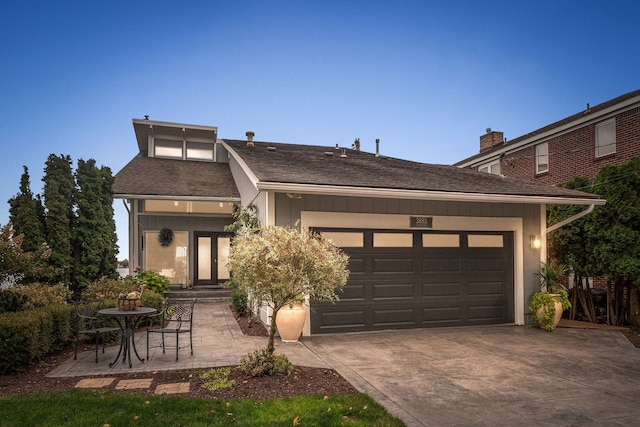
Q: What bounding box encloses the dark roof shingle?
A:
[224,140,600,201]
[113,154,240,199]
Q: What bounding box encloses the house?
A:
[455,89,640,185]
[114,118,604,336]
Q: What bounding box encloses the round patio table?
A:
[98,307,157,368]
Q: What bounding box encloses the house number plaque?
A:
[410,216,433,228]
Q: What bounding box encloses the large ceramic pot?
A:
[535,294,564,330]
[276,302,306,342]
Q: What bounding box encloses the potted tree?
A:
[529,262,571,331]
[227,225,349,358]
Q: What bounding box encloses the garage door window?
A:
[320,232,364,247]
[422,234,460,247]
[468,234,504,247]
[373,233,413,247]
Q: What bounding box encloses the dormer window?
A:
[186,141,214,161]
[152,138,215,161]
[154,138,183,159]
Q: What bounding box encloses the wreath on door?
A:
[158,228,174,247]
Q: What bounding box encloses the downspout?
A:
[546,204,595,234]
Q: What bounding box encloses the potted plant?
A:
[529,262,571,331]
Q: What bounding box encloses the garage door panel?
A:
[372,257,415,274]
[373,282,415,300]
[338,283,366,301]
[314,309,366,331]
[373,308,416,328]
[423,306,462,324]
[468,257,507,272]
[348,257,366,274]
[422,258,461,272]
[468,304,506,322]
[422,282,462,297]
[469,281,504,296]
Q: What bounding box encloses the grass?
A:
[0,389,406,426]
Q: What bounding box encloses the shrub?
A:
[0,308,52,373]
[0,289,28,314]
[14,283,72,309]
[82,276,132,300]
[238,349,293,377]
[200,367,236,391]
[125,268,170,295]
[231,286,248,316]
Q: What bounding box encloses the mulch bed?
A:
[0,311,357,400]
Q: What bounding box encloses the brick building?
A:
[455,89,640,186]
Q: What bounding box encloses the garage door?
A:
[311,229,514,334]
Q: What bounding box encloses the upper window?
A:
[152,138,215,161]
[478,160,501,175]
[186,141,214,161]
[154,138,183,159]
[536,142,549,174]
[596,119,616,157]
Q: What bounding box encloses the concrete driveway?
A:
[303,325,640,426]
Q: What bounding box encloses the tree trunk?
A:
[267,307,280,356]
[630,286,640,326]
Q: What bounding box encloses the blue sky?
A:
[1,0,638,259]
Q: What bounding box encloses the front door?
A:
[194,232,233,286]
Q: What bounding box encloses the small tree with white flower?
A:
[228,225,349,358]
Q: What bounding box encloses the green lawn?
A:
[0,389,406,426]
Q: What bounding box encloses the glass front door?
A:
[195,232,232,286]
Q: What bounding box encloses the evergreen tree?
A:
[74,159,118,292]
[8,166,46,252]
[42,154,76,285]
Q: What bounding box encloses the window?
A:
[154,138,183,159]
[478,160,501,175]
[186,141,214,161]
[596,119,616,157]
[373,233,413,247]
[144,231,188,285]
[536,142,549,174]
[144,200,234,214]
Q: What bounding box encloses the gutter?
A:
[546,204,597,234]
[257,182,605,206]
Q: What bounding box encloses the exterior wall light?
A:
[530,235,542,250]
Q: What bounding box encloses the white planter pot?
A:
[275,302,306,342]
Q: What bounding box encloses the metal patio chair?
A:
[73,300,120,363]
[146,298,197,361]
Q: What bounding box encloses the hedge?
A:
[0,303,74,374]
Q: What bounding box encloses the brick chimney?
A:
[480,128,504,152]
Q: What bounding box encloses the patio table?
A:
[98,307,157,368]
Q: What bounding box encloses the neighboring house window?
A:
[536,143,549,174]
[596,118,616,157]
[478,160,501,175]
[154,138,183,159]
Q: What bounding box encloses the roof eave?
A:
[257,182,605,206]
[114,194,241,202]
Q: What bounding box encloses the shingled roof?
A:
[224,140,602,204]
[113,154,240,199]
